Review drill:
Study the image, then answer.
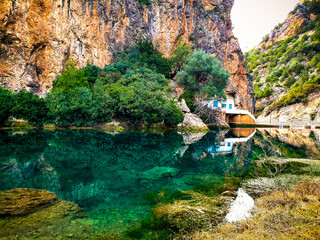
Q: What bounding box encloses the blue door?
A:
[214,101,219,107]
[229,104,232,110]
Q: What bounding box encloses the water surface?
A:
[0,128,319,237]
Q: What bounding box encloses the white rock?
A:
[225,188,254,223]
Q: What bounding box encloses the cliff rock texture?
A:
[259,2,310,48]
[246,0,320,124]
[0,0,254,111]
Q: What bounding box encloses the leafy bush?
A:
[179,90,196,112]
[52,59,89,93]
[113,40,171,78]
[137,0,151,5]
[255,88,272,99]
[10,91,48,126]
[0,88,14,124]
[46,86,113,127]
[284,76,296,87]
[105,70,183,127]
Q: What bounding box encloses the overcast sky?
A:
[231,0,301,52]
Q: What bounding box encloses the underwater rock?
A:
[0,188,85,239]
[0,188,59,216]
[139,167,180,181]
[175,145,189,158]
[225,188,254,222]
[181,132,206,145]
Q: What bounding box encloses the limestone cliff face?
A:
[0,0,254,112]
[259,2,310,48]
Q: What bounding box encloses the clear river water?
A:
[0,128,319,238]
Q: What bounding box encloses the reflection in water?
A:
[0,130,252,207]
[0,128,319,234]
[207,128,256,156]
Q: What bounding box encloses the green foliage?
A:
[0,88,14,124]
[289,60,305,74]
[52,60,90,93]
[267,76,320,113]
[11,91,49,126]
[255,88,272,99]
[169,38,192,77]
[164,101,184,127]
[46,86,113,127]
[175,50,230,99]
[113,40,171,78]
[105,70,183,127]
[137,0,151,5]
[179,90,196,112]
[284,76,296,87]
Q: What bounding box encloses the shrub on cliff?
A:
[175,50,230,99]
[169,38,192,77]
[113,40,171,78]
[0,88,14,124]
[52,60,89,93]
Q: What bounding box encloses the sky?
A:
[231,0,301,52]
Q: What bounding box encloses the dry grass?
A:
[154,191,233,233]
[180,178,320,240]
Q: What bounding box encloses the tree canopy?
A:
[175,50,230,99]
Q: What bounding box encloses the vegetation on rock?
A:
[0,39,231,129]
[246,0,320,116]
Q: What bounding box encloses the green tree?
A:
[169,39,192,77]
[46,86,113,127]
[11,91,49,126]
[112,40,171,78]
[105,70,183,127]
[0,88,14,124]
[52,59,89,93]
[175,50,230,98]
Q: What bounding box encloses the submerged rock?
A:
[0,188,86,239]
[181,132,206,145]
[139,167,180,181]
[0,188,59,216]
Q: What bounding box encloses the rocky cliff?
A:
[245,0,320,125]
[0,0,254,112]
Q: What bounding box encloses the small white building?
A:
[203,97,256,124]
[203,97,236,113]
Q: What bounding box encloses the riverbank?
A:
[183,177,320,240]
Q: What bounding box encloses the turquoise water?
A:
[0,128,319,237]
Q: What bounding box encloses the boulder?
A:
[214,118,230,129]
[178,113,209,132]
[178,99,191,113]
